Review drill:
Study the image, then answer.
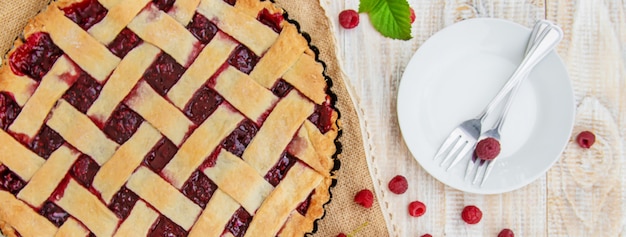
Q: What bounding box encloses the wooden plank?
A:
[546,0,626,236]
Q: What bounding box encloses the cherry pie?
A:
[0,0,339,236]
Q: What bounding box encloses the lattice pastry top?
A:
[0,0,339,236]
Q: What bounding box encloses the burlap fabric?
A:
[0,0,389,236]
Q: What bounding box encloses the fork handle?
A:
[476,20,563,121]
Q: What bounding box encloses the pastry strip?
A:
[197,0,278,55]
[128,4,200,67]
[47,100,119,165]
[163,105,243,188]
[39,7,120,82]
[88,0,151,44]
[127,166,203,230]
[87,43,161,123]
[0,191,58,236]
[0,130,44,181]
[242,91,314,175]
[249,24,308,89]
[0,69,37,106]
[245,163,323,236]
[55,179,119,237]
[213,66,278,122]
[113,200,160,237]
[93,122,163,203]
[282,54,327,104]
[9,56,78,139]
[168,33,237,109]
[169,0,201,25]
[203,149,274,213]
[17,145,80,207]
[188,190,240,237]
[125,81,194,146]
[55,218,90,237]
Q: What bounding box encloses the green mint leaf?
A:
[358,0,412,40]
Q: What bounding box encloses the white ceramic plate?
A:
[397,18,575,194]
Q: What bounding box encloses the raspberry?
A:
[336,233,347,237]
[461,205,482,224]
[498,228,515,237]
[409,7,416,23]
[339,10,359,29]
[475,137,501,160]
[388,175,408,194]
[576,131,595,149]
[354,189,374,208]
[408,201,426,217]
[420,234,432,237]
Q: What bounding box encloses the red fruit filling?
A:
[0,165,26,195]
[308,103,334,134]
[271,79,294,98]
[187,13,219,44]
[108,28,143,58]
[61,0,107,30]
[0,93,21,130]
[221,120,258,157]
[108,186,139,219]
[336,233,347,237]
[103,104,144,144]
[354,189,374,208]
[410,7,416,23]
[498,228,515,237]
[576,131,595,149]
[9,32,63,81]
[39,201,70,227]
[149,216,187,237]
[338,10,359,29]
[264,152,297,186]
[296,191,314,216]
[142,53,186,96]
[152,0,176,12]
[421,234,432,237]
[388,175,408,194]
[69,155,100,188]
[181,170,217,208]
[257,9,283,33]
[183,86,223,124]
[461,205,482,224]
[29,125,65,159]
[223,0,236,6]
[475,137,501,161]
[62,71,102,113]
[201,149,221,169]
[408,200,426,217]
[226,207,252,237]
[143,138,178,172]
[228,45,259,74]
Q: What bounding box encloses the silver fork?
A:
[465,20,564,186]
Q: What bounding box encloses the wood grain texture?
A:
[546,0,626,236]
[323,0,625,236]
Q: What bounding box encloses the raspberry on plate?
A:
[475,137,501,160]
[388,175,408,194]
[461,205,482,224]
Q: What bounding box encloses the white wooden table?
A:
[321,0,626,236]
